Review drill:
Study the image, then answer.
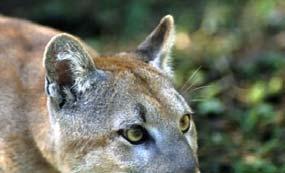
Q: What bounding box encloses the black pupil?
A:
[131,128,142,139]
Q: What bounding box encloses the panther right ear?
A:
[43,33,97,106]
[136,15,175,77]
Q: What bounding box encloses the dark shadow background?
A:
[1,0,285,172]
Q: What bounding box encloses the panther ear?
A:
[43,33,96,106]
[136,15,175,77]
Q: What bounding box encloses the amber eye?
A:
[120,125,146,145]
[180,114,191,133]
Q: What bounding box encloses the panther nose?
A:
[151,128,199,173]
[171,138,198,173]
[166,147,197,173]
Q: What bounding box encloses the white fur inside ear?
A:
[149,25,175,78]
[155,17,175,77]
[62,87,75,102]
[149,54,174,78]
[46,82,61,98]
[137,15,176,78]
[44,33,97,94]
[55,43,94,93]
[55,41,93,78]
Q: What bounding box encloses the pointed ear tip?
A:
[161,15,174,26]
[43,33,76,67]
[49,33,77,43]
[44,33,80,53]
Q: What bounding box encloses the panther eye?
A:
[180,114,191,133]
[120,125,147,145]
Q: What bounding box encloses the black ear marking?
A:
[45,76,51,96]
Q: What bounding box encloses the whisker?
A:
[187,85,212,94]
[182,75,201,95]
[189,98,207,102]
[180,66,202,92]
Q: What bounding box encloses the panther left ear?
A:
[136,15,175,77]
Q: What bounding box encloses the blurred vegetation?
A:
[1,0,285,172]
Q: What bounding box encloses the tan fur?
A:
[0,16,59,173]
[0,16,199,173]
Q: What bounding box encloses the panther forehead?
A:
[93,54,166,77]
[92,55,191,120]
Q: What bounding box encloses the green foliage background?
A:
[1,0,285,172]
